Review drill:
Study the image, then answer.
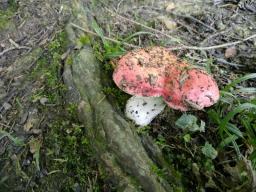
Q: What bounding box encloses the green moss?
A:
[0,10,12,30]
[150,164,165,178]
[27,31,104,191]
[0,0,18,30]
[79,35,91,45]
[102,87,130,108]
[66,55,73,65]
[40,104,100,191]
[31,31,68,103]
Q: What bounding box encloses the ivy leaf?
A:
[175,114,205,132]
[202,142,218,159]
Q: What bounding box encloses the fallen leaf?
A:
[24,115,39,132]
[166,3,176,12]
[24,119,34,131]
[158,16,177,30]
[225,46,237,58]
[29,138,42,170]
[39,97,48,105]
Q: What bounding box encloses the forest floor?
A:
[0,0,256,191]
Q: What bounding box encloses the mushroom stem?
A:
[125,96,166,126]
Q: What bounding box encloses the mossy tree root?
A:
[64,1,184,191]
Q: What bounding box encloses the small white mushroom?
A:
[125,96,166,126]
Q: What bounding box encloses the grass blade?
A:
[223,73,256,91]
[226,123,243,138]
[123,31,155,42]
[91,19,107,45]
[219,103,256,134]
[219,134,238,148]
[0,130,24,146]
[236,87,256,94]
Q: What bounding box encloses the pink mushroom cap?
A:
[162,78,187,111]
[163,68,220,111]
[181,69,220,110]
[113,46,220,111]
[113,47,181,97]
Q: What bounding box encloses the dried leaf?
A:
[158,16,177,30]
[166,3,176,12]
[225,46,237,58]
[29,138,42,171]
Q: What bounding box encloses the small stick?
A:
[175,14,216,32]
[70,23,140,48]
[169,34,256,50]
[0,122,11,128]
[0,46,31,57]
[73,20,256,51]
[9,39,20,48]
[215,58,243,67]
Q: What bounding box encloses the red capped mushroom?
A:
[112,46,220,125]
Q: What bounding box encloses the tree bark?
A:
[64,1,184,191]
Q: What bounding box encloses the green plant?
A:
[175,114,205,132]
[0,0,18,30]
[91,19,125,60]
[208,73,256,165]
[201,142,218,160]
[0,130,24,146]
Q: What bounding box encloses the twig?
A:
[70,23,140,48]
[72,21,256,51]
[0,46,31,57]
[169,34,256,50]
[215,58,244,67]
[200,29,230,46]
[0,122,11,128]
[9,39,20,48]
[175,14,216,32]
[116,0,124,12]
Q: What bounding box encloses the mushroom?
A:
[125,96,166,126]
[113,46,220,126]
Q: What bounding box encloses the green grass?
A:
[208,73,256,165]
[0,130,24,146]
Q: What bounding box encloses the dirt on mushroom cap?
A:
[113,46,187,97]
[163,68,220,111]
[181,69,220,110]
